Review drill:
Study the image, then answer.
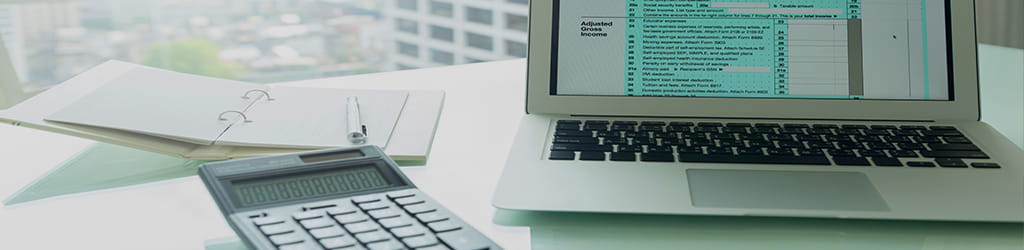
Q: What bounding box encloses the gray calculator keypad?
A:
[243,189,499,250]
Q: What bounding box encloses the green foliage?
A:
[142,39,240,79]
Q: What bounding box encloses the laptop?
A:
[492,0,1024,222]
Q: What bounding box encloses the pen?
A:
[347,96,367,144]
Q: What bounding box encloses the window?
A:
[505,40,527,57]
[464,57,486,64]
[465,7,493,25]
[465,32,493,51]
[396,41,419,58]
[397,0,418,11]
[505,13,528,32]
[429,25,454,42]
[430,49,454,65]
[395,18,419,34]
[507,0,529,5]
[429,1,453,18]
[0,0,529,90]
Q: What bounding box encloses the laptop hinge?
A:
[567,114,936,123]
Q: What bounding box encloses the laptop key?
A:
[617,145,642,152]
[944,137,972,144]
[929,126,957,130]
[907,161,937,167]
[833,156,871,166]
[548,151,575,160]
[579,152,606,161]
[555,130,592,137]
[551,144,613,152]
[927,143,979,151]
[610,152,637,161]
[647,146,673,153]
[640,153,675,162]
[971,162,1001,169]
[553,137,599,144]
[556,124,581,131]
[889,150,919,158]
[678,154,830,165]
[828,149,856,157]
[858,150,887,157]
[935,158,968,168]
[921,150,989,159]
[871,157,903,167]
[726,123,752,127]
[557,120,581,125]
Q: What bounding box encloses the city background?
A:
[0,0,1018,91]
[0,0,529,89]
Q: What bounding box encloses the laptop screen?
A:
[550,0,953,101]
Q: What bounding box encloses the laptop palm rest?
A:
[687,169,889,212]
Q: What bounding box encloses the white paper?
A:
[46,67,264,145]
[213,87,409,148]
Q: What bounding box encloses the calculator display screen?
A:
[231,166,392,207]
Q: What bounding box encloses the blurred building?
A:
[384,0,529,70]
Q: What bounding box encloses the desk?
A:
[0,44,1021,249]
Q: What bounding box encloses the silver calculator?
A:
[199,146,502,250]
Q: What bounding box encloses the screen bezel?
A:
[525,0,980,122]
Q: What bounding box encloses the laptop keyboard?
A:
[549,120,1002,169]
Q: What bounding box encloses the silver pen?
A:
[347,96,367,144]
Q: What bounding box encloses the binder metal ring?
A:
[242,89,274,101]
[218,110,252,123]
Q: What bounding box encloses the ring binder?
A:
[242,89,274,101]
[218,110,252,123]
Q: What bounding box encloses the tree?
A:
[142,39,240,79]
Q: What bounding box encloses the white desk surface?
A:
[0,44,1021,250]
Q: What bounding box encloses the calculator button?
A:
[437,230,492,250]
[415,212,448,223]
[344,221,382,234]
[393,196,425,206]
[319,235,359,249]
[403,204,436,214]
[378,216,416,229]
[278,243,322,250]
[390,225,428,238]
[386,189,417,199]
[334,213,370,224]
[358,201,390,211]
[352,194,383,204]
[355,231,392,244]
[326,205,360,216]
[251,216,285,226]
[268,233,305,246]
[368,208,402,219]
[365,239,405,250]
[309,225,346,239]
[300,218,336,230]
[259,223,295,236]
[402,235,440,248]
[426,220,461,233]
[293,210,325,220]
[416,245,451,250]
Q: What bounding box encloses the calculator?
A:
[198,146,502,250]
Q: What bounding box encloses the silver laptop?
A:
[492,0,1024,222]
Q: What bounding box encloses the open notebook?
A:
[45,66,408,149]
[0,61,443,160]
